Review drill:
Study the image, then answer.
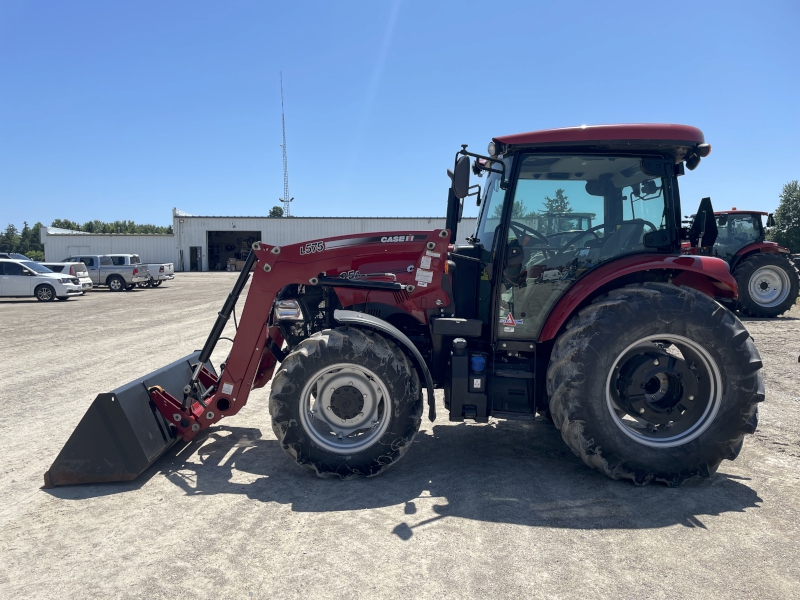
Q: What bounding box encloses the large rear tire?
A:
[270,327,423,478]
[733,253,799,318]
[547,283,764,486]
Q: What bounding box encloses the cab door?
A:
[0,262,34,296]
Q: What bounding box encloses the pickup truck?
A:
[106,254,174,288]
[62,254,149,291]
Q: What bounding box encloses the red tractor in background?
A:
[683,208,799,317]
[46,124,764,489]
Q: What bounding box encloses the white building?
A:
[41,209,478,271]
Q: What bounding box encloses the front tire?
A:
[35,284,56,302]
[734,253,799,318]
[547,283,764,486]
[270,327,423,478]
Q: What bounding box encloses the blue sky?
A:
[1,1,798,228]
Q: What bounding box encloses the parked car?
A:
[41,262,93,292]
[0,252,32,260]
[61,255,149,291]
[0,259,83,301]
[106,254,174,288]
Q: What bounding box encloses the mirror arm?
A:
[455,145,508,190]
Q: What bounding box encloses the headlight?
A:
[58,278,70,283]
[487,141,497,156]
[273,299,303,321]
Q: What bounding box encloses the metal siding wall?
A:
[42,229,177,264]
[41,218,477,271]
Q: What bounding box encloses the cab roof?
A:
[715,210,769,216]
[494,124,704,148]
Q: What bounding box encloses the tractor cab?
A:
[442,124,715,420]
[708,211,770,263]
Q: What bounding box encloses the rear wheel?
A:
[107,276,125,292]
[35,284,55,302]
[547,283,763,486]
[270,327,423,478]
[734,253,799,318]
[152,280,162,287]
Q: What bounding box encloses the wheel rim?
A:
[298,363,392,454]
[110,279,121,291]
[37,286,53,300]
[748,265,790,308]
[606,334,722,448]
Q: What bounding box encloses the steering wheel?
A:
[509,221,548,246]
[551,223,605,261]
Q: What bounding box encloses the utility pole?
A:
[279,72,293,217]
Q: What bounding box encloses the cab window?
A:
[493,154,670,340]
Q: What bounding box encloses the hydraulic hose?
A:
[193,250,257,379]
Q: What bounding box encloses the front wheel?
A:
[547,283,764,486]
[35,284,56,302]
[269,327,423,478]
[734,253,800,318]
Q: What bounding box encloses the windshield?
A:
[21,261,53,273]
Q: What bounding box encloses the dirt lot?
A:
[1,273,799,599]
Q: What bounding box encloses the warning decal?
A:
[500,313,523,326]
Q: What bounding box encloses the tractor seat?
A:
[599,220,647,260]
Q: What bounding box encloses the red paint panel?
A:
[715,210,769,216]
[494,123,704,147]
[734,241,789,256]
[538,254,736,342]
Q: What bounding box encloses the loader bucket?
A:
[44,351,215,488]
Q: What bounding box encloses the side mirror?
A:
[453,155,471,199]
[767,213,775,228]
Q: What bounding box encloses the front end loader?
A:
[46,123,764,488]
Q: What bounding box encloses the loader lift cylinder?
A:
[195,250,258,376]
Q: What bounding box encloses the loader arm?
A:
[151,229,452,442]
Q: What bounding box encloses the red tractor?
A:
[46,124,763,488]
[683,207,799,317]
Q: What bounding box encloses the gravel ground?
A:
[1,273,799,599]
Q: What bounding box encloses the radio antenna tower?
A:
[279,72,293,217]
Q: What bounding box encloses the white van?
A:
[0,259,83,301]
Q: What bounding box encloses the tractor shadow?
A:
[121,418,760,536]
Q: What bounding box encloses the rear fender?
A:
[538,254,737,342]
[734,241,789,257]
[333,309,437,422]
[730,241,790,270]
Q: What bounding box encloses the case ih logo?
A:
[299,241,325,255]
[381,235,415,243]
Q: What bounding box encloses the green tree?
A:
[268,206,285,218]
[50,218,172,234]
[541,188,572,214]
[493,200,531,219]
[51,219,82,231]
[768,180,800,253]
